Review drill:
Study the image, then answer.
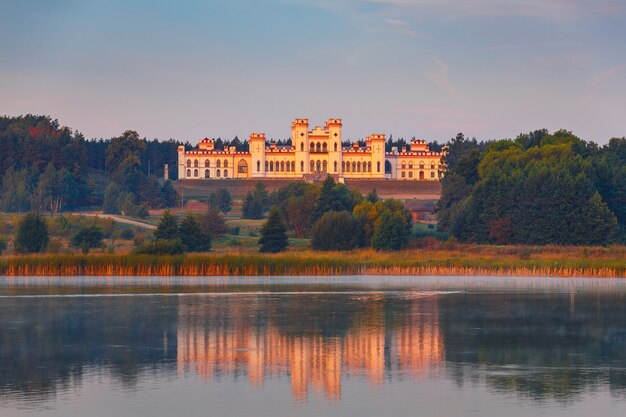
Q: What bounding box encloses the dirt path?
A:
[80,213,157,230]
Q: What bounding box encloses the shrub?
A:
[134,239,185,255]
[371,211,410,251]
[311,211,362,251]
[72,225,104,251]
[201,208,227,237]
[155,211,179,240]
[15,213,49,253]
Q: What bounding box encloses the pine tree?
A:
[155,210,179,240]
[179,213,211,252]
[258,206,289,253]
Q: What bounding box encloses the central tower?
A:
[292,118,309,175]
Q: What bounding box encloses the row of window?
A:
[400,171,442,179]
[187,169,228,178]
[305,142,338,153]
[400,162,439,170]
[187,159,229,168]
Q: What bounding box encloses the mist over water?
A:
[1,276,626,417]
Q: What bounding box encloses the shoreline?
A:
[1,250,625,278]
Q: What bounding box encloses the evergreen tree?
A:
[218,188,232,213]
[242,183,270,219]
[371,211,410,251]
[311,176,343,222]
[72,225,104,254]
[311,211,363,251]
[366,188,379,203]
[201,207,227,236]
[258,206,289,253]
[178,213,211,252]
[154,210,179,240]
[15,213,49,253]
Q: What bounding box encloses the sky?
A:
[1,0,625,144]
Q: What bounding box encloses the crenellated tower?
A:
[249,133,266,177]
[367,133,386,178]
[292,118,309,175]
[325,118,342,174]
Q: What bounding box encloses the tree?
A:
[311,176,344,222]
[0,237,7,255]
[178,213,211,252]
[366,188,379,203]
[72,225,104,254]
[311,211,363,251]
[242,183,270,219]
[15,213,49,253]
[201,207,227,237]
[160,180,178,208]
[371,211,410,251]
[258,206,289,253]
[154,211,179,240]
[209,188,232,213]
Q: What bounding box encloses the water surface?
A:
[1,276,626,416]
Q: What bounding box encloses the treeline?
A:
[0,115,185,214]
[437,131,626,245]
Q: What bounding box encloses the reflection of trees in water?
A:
[0,296,178,403]
[439,292,626,401]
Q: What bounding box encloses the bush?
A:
[371,211,410,251]
[134,239,185,255]
[311,211,363,251]
[15,213,49,254]
[120,228,135,240]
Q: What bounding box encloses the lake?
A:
[1,275,626,416]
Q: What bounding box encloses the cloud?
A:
[428,58,461,97]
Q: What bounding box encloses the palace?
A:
[177,118,444,181]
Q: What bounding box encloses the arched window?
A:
[408,162,413,169]
[431,171,435,178]
[316,142,321,153]
[265,161,268,171]
[194,160,198,168]
[300,161,304,172]
[216,169,221,178]
[269,161,274,172]
[216,160,221,168]
[194,169,198,177]
[186,160,191,168]
[291,161,295,172]
[322,160,327,171]
[419,171,424,180]
[401,163,406,169]
[352,161,356,172]
[316,160,321,172]
[431,163,435,170]
[300,142,304,151]
[334,161,337,172]
[419,162,424,169]
[224,160,228,168]
[238,160,248,173]
[334,143,337,152]
[323,142,327,152]
[281,161,285,171]
[342,161,345,171]
[310,143,315,152]
[368,162,372,172]
[377,161,381,173]
[186,169,191,177]
[384,161,391,174]
[224,169,228,177]
[346,161,350,172]
[310,160,315,171]
[402,172,406,178]
[257,160,261,172]
[205,159,210,167]
[205,169,210,178]
[357,162,361,172]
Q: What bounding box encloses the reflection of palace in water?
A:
[176,295,444,400]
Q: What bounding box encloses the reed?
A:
[1,246,625,277]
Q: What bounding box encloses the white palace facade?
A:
[178,118,444,181]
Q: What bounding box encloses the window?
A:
[216,169,221,178]
[357,162,361,172]
[431,164,435,170]
[265,161,268,171]
[224,169,228,177]
[419,171,424,180]
[334,143,337,152]
[238,160,248,173]
[322,160,327,171]
[323,142,327,152]
[342,161,345,172]
[301,161,304,172]
[401,171,405,178]
[286,161,290,172]
[408,163,413,169]
[346,161,350,172]
[292,161,295,172]
[186,160,191,168]
[409,171,413,178]
[352,161,356,172]
[216,160,221,168]
[310,143,315,152]
[334,161,337,172]
[257,161,261,172]
[205,160,210,167]
[368,162,372,172]
[431,171,435,178]
[310,160,315,171]
[419,163,424,169]
[401,163,406,169]
[316,160,321,172]
[186,169,191,177]
[194,169,198,177]
[224,160,228,168]
[281,161,285,171]
[300,143,304,151]
[269,161,274,172]
[205,169,210,178]
[316,142,321,153]
[377,161,380,172]
[194,160,198,168]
